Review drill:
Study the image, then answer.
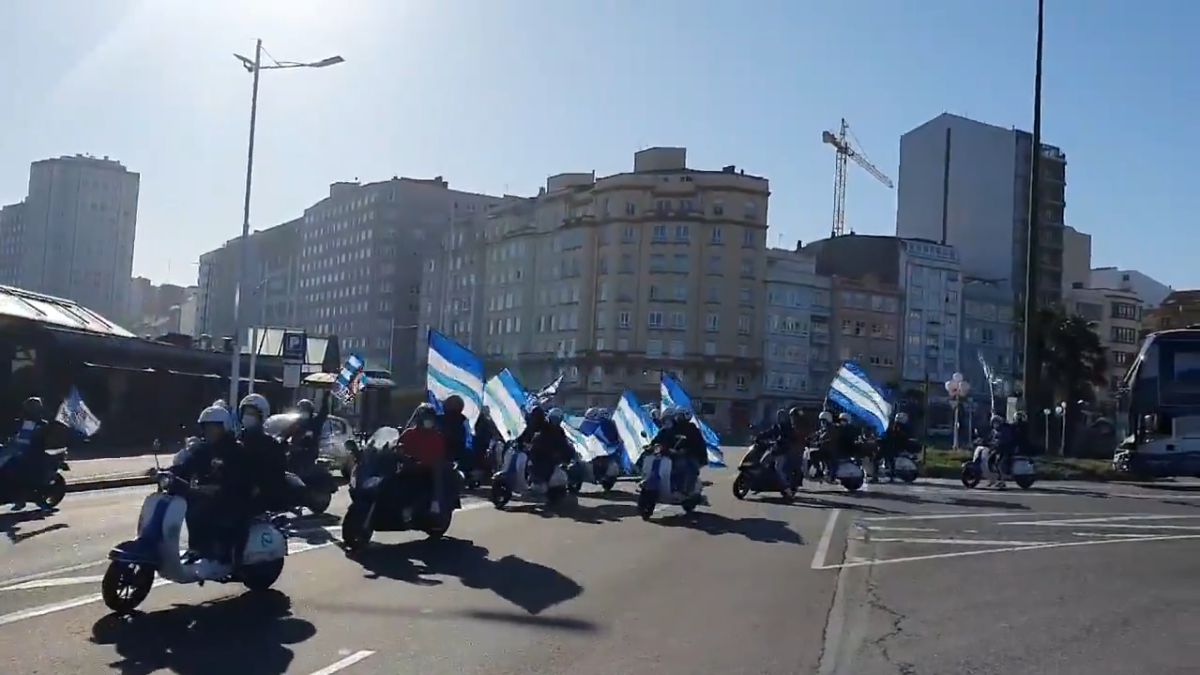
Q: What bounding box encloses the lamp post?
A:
[388,323,421,379]
[1042,408,1052,452]
[227,40,344,408]
[945,373,971,450]
[1054,402,1067,455]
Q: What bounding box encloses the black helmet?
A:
[444,395,465,415]
[22,397,44,419]
[775,409,788,424]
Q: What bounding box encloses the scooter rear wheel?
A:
[490,479,512,508]
[637,490,656,521]
[37,473,66,509]
[101,561,154,615]
[732,473,750,500]
[307,488,333,515]
[341,501,374,553]
[599,477,617,492]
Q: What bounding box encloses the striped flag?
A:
[333,354,366,404]
[613,391,659,470]
[425,329,485,426]
[828,360,893,436]
[660,373,725,467]
[483,368,530,442]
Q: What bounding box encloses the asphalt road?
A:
[1,450,1199,674]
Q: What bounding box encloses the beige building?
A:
[1066,282,1141,399]
[462,147,769,431]
[1144,290,1200,334]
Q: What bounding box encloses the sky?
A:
[1,0,1196,289]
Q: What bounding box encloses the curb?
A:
[65,474,155,493]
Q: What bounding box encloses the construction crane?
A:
[822,118,894,237]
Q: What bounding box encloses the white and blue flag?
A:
[425,329,485,427]
[660,373,725,467]
[828,360,894,436]
[563,422,608,462]
[483,368,530,442]
[525,373,564,410]
[613,390,659,469]
[56,386,101,437]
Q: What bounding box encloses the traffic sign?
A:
[283,331,307,363]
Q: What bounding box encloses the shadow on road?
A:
[306,600,601,633]
[282,512,341,546]
[784,494,904,515]
[354,537,584,615]
[657,512,804,545]
[945,496,1030,510]
[1,508,67,544]
[89,590,315,675]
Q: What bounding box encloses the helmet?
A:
[675,409,690,423]
[775,409,789,424]
[198,405,233,428]
[412,402,438,429]
[990,414,1004,426]
[547,407,565,424]
[818,411,833,423]
[296,399,315,416]
[443,395,465,415]
[584,408,599,421]
[788,407,803,420]
[1015,411,1028,422]
[650,409,662,421]
[838,412,851,424]
[894,412,909,425]
[239,393,270,419]
[598,408,611,420]
[22,396,44,418]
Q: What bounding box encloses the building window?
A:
[1111,326,1137,344]
[619,311,631,328]
[647,339,663,356]
[648,311,664,328]
[742,228,755,248]
[622,225,636,242]
[669,340,685,358]
[736,374,747,390]
[706,313,720,332]
[652,224,668,242]
[711,226,724,244]
[707,255,723,275]
[650,254,667,272]
[712,202,725,216]
[618,337,630,351]
[670,311,686,330]
[706,286,720,303]
[739,287,753,306]
[740,258,754,278]
[672,254,689,273]
[656,200,670,214]
[738,315,751,335]
[625,202,637,216]
[649,285,661,301]
[704,341,716,356]
[675,224,690,241]
[1111,302,1138,321]
[673,284,687,302]
[620,254,634,274]
[743,201,758,220]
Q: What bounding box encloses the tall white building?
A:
[1090,267,1172,310]
[895,113,1067,310]
[15,155,140,319]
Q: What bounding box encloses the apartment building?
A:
[760,246,832,418]
[829,275,902,386]
[467,147,769,431]
[195,218,302,341]
[1066,282,1141,399]
[960,278,1018,400]
[0,202,24,287]
[298,178,500,387]
[1091,267,1172,310]
[15,154,140,319]
[896,113,1068,310]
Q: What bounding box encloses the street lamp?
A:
[945,373,971,450]
[388,324,420,376]
[227,40,344,407]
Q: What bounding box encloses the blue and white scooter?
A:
[101,470,288,615]
[490,441,570,508]
[637,442,706,520]
[565,410,623,493]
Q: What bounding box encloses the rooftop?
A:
[0,285,134,338]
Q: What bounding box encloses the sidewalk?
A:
[65,453,159,492]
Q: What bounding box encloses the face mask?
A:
[203,425,225,443]
[243,414,261,430]
[301,411,312,420]
[421,418,435,429]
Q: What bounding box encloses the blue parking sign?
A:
[282,331,307,363]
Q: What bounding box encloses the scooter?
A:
[831,457,866,492]
[733,440,800,502]
[872,451,920,484]
[101,471,288,614]
[566,453,622,494]
[0,445,69,510]
[490,441,569,508]
[637,443,706,520]
[281,456,338,515]
[962,444,1036,489]
[341,432,461,553]
[459,438,500,490]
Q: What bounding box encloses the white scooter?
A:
[962,444,1036,489]
[100,471,288,614]
[636,444,706,520]
[490,441,570,508]
[873,452,920,484]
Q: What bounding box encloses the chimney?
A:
[795,239,803,252]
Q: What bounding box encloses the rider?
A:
[873,412,913,483]
[516,406,548,448]
[398,403,448,515]
[469,405,500,477]
[674,409,707,495]
[437,395,470,468]
[829,412,859,482]
[528,408,572,486]
[284,397,329,472]
[173,405,251,563]
[754,408,802,489]
[236,394,289,513]
[5,397,52,510]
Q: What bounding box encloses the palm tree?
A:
[1036,307,1108,453]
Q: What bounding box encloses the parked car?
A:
[264,413,356,479]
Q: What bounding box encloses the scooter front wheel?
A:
[637,489,657,521]
[599,477,617,492]
[241,559,284,591]
[490,479,512,508]
[101,561,154,615]
[732,473,750,500]
[37,473,67,509]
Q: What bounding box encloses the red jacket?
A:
[399,427,446,466]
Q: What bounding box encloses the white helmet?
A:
[584,407,599,420]
[895,412,909,424]
[818,411,833,423]
[197,405,233,428]
[239,393,270,419]
[838,412,852,423]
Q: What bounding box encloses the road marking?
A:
[1002,514,1200,526]
[0,579,170,628]
[859,511,1030,522]
[1071,532,1155,538]
[0,575,105,592]
[811,509,840,570]
[0,559,113,589]
[308,650,375,675]
[815,533,1200,570]
[866,537,1055,547]
[861,526,937,532]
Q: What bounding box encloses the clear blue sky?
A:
[1,1,1195,289]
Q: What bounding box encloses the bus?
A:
[1113,327,1200,477]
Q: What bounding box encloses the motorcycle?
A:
[962,444,1036,489]
[459,438,500,490]
[281,456,338,516]
[340,428,462,553]
[566,453,622,494]
[490,440,569,508]
[732,440,800,502]
[831,456,866,492]
[637,443,706,520]
[0,444,69,510]
[101,471,288,614]
[874,451,920,484]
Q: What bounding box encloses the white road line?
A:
[859,511,1030,522]
[0,579,170,628]
[815,533,1200,570]
[0,575,105,592]
[1002,514,1200,526]
[862,526,937,532]
[0,560,112,589]
[1071,532,1155,538]
[811,509,840,570]
[308,650,375,675]
[1023,523,1200,531]
[867,537,1055,547]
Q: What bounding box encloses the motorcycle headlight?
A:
[156,473,173,491]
